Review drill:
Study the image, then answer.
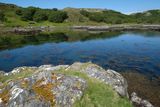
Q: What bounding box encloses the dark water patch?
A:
[121,72,160,107]
[0,32,69,50]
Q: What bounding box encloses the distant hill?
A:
[130,10,160,23]
[63,8,89,23]
[0,2,160,27]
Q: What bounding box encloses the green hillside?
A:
[130,10,160,23]
[0,2,160,27]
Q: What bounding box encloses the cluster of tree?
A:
[130,10,160,24]
[15,7,68,23]
[80,9,160,24]
[0,10,5,22]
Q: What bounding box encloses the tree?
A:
[88,12,105,22]
[48,11,68,23]
[80,10,90,17]
[21,7,37,21]
[15,8,23,15]
[52,8,58,11]
[0,11,5,22]
[33,10,48,22]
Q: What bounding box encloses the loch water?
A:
[0,30,160,106]
[0,31,160,76]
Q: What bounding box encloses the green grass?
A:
[53,69,133,107]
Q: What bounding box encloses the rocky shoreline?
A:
[1,25,160,35]
[0,62,154,107]
[72,25,160,31]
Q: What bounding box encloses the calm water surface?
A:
[0,31,160,106]
[0,31,160,76]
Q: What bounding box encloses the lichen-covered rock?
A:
[0,62,135,107]
[11,67,37,75]
[23,99,50,107]
[38,65,69,72]
[131,92,154,107]
[69,62,128,97]
[0,67,86,107]
[53,74,86,107]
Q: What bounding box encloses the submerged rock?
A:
[131,92,154,107]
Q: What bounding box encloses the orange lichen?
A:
[51,73,57,80]
[0,89,10,104]
[32,79,55,106]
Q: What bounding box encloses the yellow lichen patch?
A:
[20,79,29,89]
[51,73,57,80]
[32,80,55,107]
[0,89,10,104]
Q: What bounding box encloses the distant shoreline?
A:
[1,24,160,35]
[71,24,160,31]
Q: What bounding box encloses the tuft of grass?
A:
[53,69,133,107]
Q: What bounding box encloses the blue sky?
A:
[0,0,160,14]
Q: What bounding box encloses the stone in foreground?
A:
[0,65,86,107]
[0,62,154,107]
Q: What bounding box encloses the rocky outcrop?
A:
[0,62,154,107]
[0,64,86,107]
[131,92,154,107]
